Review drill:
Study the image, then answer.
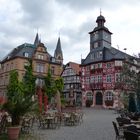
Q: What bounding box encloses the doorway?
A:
[96,92,103,105]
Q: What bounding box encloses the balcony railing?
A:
[90,68,103,74]
[90,83,103,89]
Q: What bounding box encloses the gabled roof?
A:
[69,62,81,75]
[81,46,134,65]
[64,62,81,75]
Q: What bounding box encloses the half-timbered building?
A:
[81,14,140,108]
[61,62,82,106]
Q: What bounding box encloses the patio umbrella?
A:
[44,95,48,112]
[56,90,61,112]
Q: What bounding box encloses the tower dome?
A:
[96,15,106,27]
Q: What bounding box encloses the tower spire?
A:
[34,32,40,47]
[100,8,102,15]
[54,37,63,64]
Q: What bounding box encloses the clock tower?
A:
[89,14,112,51]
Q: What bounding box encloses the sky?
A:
[0,0,140,64]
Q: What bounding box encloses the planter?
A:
[86,100,93,107]
[105,100,114,106]
[7,126,21,140]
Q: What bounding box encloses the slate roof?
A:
[54,37,63,58]
[34,33,40,47]
[1,43,53,63]
[81,46,134,65]
[1,43,35,63]
[89,26,112,34]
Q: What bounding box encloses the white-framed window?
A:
[106,63,111,68]
[37,54,44,60]
[105,92,113,100]
[97,63,102,68]
[36,63,45,73]
[115,61,122,66]
[90,76,95,83]
[10,63,14,70]
[106,75,112,83]
[97,75,102,83]
[115,73,120,82]
[82,71,85,76]
[99,51,102,57]
[91,64,95,69]
[86,66,90,71]
[51,66,55,75]
[94,42,98,48]
[24,52,29,57]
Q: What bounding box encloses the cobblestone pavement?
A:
[35,108,117,140]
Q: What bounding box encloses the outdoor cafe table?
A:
[122,124,140,130]
[45,116,55,129]
[131,120,140,124]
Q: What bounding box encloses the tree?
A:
[55,78,64,93]
[44,66,55,102]
[117,61,139,111]
[23,59,36,97]
[128,94,137,112]
[44,66,64,111]
[3,60,36,126]
[3,70,35,126]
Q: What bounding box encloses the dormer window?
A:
[7,55,10,59]
[90,53,95,59]
[95,51,102,59]
[99,51,102,57]
[23,52,29,57]
[51,57,55,62]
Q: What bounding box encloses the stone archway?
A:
[96,92,103,105]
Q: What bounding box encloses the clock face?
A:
[94,42,98,48]
[105,35,108,39]
[104,32,110,41]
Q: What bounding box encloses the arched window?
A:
[105,92,113,100]
[86,92,93,100]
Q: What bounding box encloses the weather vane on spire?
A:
[100,8,102,15]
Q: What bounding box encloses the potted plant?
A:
[3,61,36,140]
